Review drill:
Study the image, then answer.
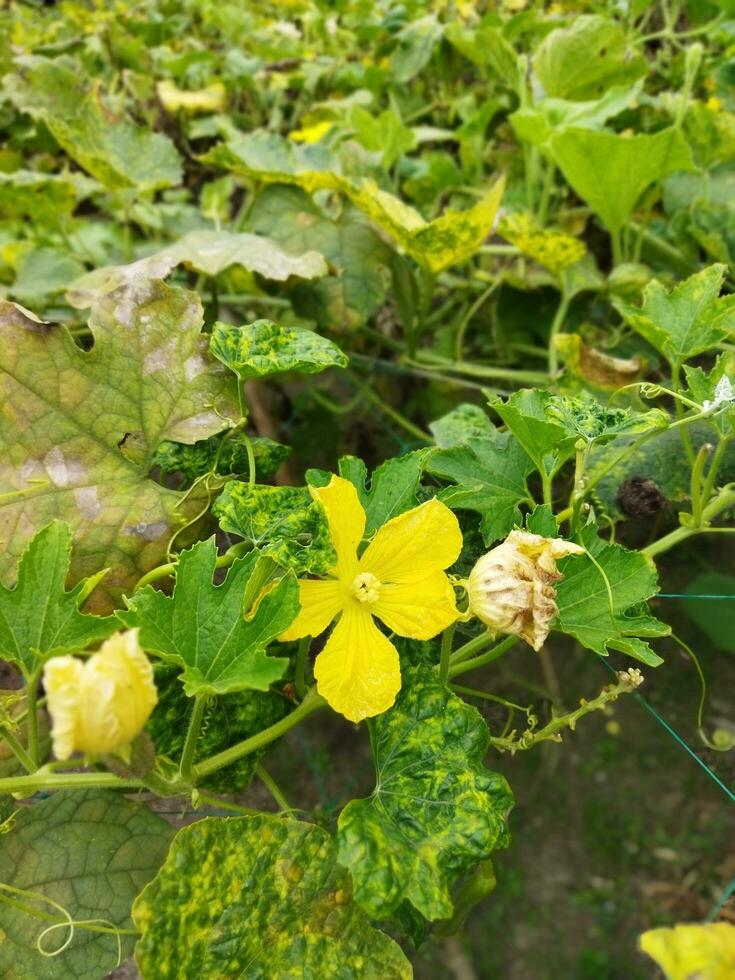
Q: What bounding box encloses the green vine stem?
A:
[448,636,518,680]
[193,687,326,780]
[0,724,37,774]
[256,763,292,813]
[178,693,208,783]
[547,271,570,376]
[25,672,41,769]
[0,772,143,796]
[135,540,251,591]
[293,637,310,701]
[439,624,456,684]
[488,669,643,753]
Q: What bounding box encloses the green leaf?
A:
[0,522,116,679]
[533,15,646,101]
[488,389,576,472]
[616,264,735,363]
[680,573,735,654]
[337,666,513,921]
[0,170,77,223]
[203,131,504,272]
[133,814,412,979]
[0,281,239,611]
[390,15,444,84]
[594,422,735,518]
[147,665,291,792]
[510,85,643,149]
[543,393,668,444]
[0,790,172,980]
[210,319,348,381]
[684,352,735,436]
[308,450,430,537]
[445,22,518,86]
[154,433,291,483]
[120,537,294,697]
[429,404,495,447]
[67,230,327,308]
[248,184,393,328]
[548,127,695,233]
[350,107,415,169]
[554,524,670,665]
[8,247,86,305]
[212,483,336,575]
[426,429,534,544]
[6,56,182,192]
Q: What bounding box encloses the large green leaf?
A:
[548,126,694,233]
[554,524,670,665]
[203,131,504,272]
[337,666,513,921]
[6,56,181,192]
[67,230,327,308]
[0,170,77,223]
[249,184,393,328]
[0,281,239,611]
[0,522,116,679]
[427,430,534,545]
[210,319,348,380]
[0,790,172,980]
[390,15,444,84]
[308,450,430,537]
[533,15,645,101]
[616,264,735,363]
[120,537,295,697]
[213,483,336,575]
[133,814,411,979]
[510,84,642,149]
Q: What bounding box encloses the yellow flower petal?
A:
[372,569,458,639]
[43,629,157,760]
[42,655,84,761]
[312,475,365,581]
[359,497,462,582]
[278,579,344,641]
[314,606,401,722]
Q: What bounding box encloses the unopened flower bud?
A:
[43,629,157,761]
[467,531,584,651]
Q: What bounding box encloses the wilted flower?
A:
[43,629,157,761]
[467,531,584,651]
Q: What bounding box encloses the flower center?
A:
[350,572,382,604]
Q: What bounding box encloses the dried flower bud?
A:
[467,531,584,651]
[43,629,157,761]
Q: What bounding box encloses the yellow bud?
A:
[43,629,157,760]
[467,531,584,651]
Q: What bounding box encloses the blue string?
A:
[658,593,735,600]
[598,657,735,805]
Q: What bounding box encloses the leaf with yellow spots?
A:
[202,131,504,272]
[0,790,172,980]
[337,667,513,921]
[0,280,239,612]
[133,814,412,979]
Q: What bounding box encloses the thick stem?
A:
[439,624,456,685]
[294,637,310,701]
[178,694,208,783]
[547,278,570,376]
[194,688,326,780]
[448,636,518,680]
[0,725,37,774]
[25,673,41,769]
[0,771,142,795]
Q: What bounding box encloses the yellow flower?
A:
[288,120,334,144]
[467,531,583,651]
[43,629,157,760]
[280,476,462,722]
